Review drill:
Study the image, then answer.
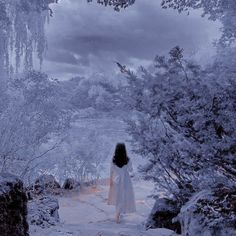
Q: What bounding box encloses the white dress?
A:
[108,160,136,214]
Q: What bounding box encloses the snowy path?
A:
[30,178,177,236]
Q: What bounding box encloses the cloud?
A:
[44,0,220,79]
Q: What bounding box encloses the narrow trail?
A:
[30,178,176,236]
[58,178,154,225]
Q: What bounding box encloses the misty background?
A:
[44,0,220,79]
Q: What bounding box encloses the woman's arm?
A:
[128,159,134,172]
[109,162,114,186]
[128,159,135,177]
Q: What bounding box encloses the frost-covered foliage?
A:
[46,126,113,184]
[0,0,133,187]
[0,73,123,184]
[123,46,236,204]
[0,0,58,74]
[87,0,135,11]
[123,46,236,233]
[65,75,121,113]
[161,0,236,46]
[0,71,72,181]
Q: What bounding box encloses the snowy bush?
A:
[48,128,109,183]
[28,195,59,228]
[124,46,236,200]
[122,46,236,234]
[0,71,72,181]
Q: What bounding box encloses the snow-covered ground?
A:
[30,178,177,236]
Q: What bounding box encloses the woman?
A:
[108,143,136,223]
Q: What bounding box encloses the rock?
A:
[178,188,236,236]
[28,195,59,228]
[0,173,29,236]
[33,174,60,195]
[82,179,97,187]
[63,178,80,190]
[146,198,181,234]
[26,185,34,200]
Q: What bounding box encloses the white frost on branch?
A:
[0,0,57,74]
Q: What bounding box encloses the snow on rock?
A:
[28,195,60,228]
[33,174,61,195]
[0,173,29,236]
[178,189,236,236]
[146,198,181,234]
[63,178,80,190]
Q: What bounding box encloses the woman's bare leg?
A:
[115,212,121,223]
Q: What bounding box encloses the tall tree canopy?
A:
[161,0,236,46]
[88,0,135,11]
[0,0,58,74]
[0,0,135,75]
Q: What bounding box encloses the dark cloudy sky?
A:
[43,0,220,80]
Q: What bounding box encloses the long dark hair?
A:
[113,143,129,168]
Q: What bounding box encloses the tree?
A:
[0,0,133,183]
[0,71,72,181]
[0,0,134,77]
[88,0,135,11]
[161,0,236,46]
[0,0,59,76]
[66,75,121,112]
[49,129,109,183]
[123,46,236,204]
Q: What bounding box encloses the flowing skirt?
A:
[108,172,136,214]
